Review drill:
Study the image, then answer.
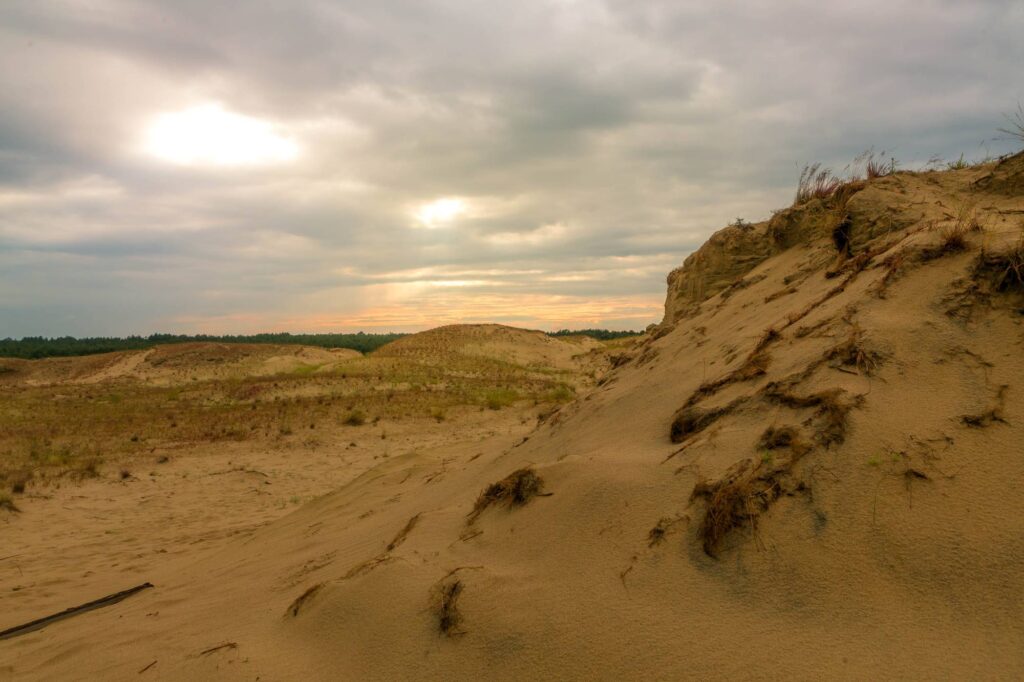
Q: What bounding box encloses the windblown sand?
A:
[2,154,1024,680]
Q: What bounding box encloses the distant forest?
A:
[0,329,643,359]
[547,329,643,341]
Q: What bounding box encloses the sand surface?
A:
[2,155,1024,679]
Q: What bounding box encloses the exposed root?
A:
[670,400,745,444]
[386,513,421,552]
[872,248,909,298]
[764,285,798,303]
[823,326,880,375]
[342,554,393,580]
[758,426,811,458]
[947,242,1024,318]
[975,242,1024,295]
[467,467,544,524]
[691,459,808,558]
[647,516,685,547]
[763,385,861,447]
[285,583,324,618]
[678,328,778,413]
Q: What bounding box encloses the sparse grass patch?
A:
[691,460,781,557]
[975,237,1024,294]
[7,469,31,494]
[763,386,859,447]
[758,425,811,457]
[467,467,544,524]
[0,492,20,512]
[795,163,842,204]
[544,384,575,403]
[483,388,519,410]
[433,577,464,636]
[947,153,970,170]
[342,410,367,426]
[998,102,1024,146]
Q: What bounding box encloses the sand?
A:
[2,153,1024,679]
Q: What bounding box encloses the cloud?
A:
[1,0,1022,336]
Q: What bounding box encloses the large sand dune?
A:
[2,154,1023,679]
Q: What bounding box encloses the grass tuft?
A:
[0,492,20,513]
[342,410,367,426]
[467,467,544,524]
[435,578,464,636]
[998,102,1024,145]
[795,163,842,204]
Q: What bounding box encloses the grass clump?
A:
[433,577,465,636]
[690,460,781,557]
[467,467,544,524]
[757,426,811,457]
[342,409,367,426]
[795,163,842,204]
[0,492,20,513]
[483,388,518,410]
[998,102,1024,145]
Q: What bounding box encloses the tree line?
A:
[1,329,643,359]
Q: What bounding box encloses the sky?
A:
[1,1,1022,337]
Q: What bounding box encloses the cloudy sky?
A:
[1,0,1021,337]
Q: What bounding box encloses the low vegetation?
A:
[1,329,640,360]
[0,342,597,487]
[467,467,545,524]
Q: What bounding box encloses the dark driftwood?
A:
[0,582,154,640]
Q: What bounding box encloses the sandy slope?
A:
[2,154,1024,680]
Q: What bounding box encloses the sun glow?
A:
[142,103,300,166]
[414,198,467,228]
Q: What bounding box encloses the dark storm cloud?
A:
[1,0,1022,335]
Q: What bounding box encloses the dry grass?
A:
[865,155,894,179]
[824,326,879,375]
[795,164,842,204]
[763,386,859,447]
[342,409,367,426]
[647,517,674,547]
[386,513,421,552]
[691,459,792,558]
[670,405,730,444]
[998,102,1024,145]
[0,492,19,513]
[873,248,909,298]
[0,344,589,485]
[975,237,1024,294]
[467,467,544,524]
[285,583,324,618]
[758,425,811,458]
[432,576,465,636]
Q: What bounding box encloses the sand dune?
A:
[2,154,1024,679]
